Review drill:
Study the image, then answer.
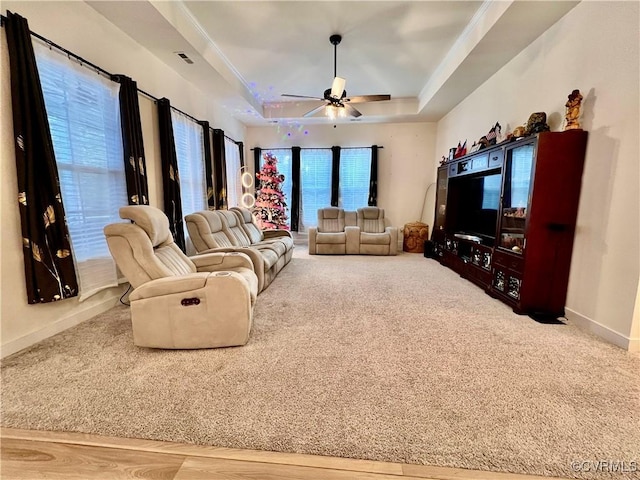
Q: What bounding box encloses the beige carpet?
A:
[2,248,639,479]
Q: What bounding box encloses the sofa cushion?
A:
[185,211,236,249]
[357,207,386,234]
[218,210,252,247]
[360,232,390,245]
[254,246,279,270]
[120,205,172,247]
[258,236,294,253]
[316,232,346,244]
[318,207,345,233]
[230,207,265,244]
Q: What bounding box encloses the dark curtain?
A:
[6,11,78,304]
[290,146,301,231]
[157,98,185,252]
[330,146,341,206]
[199,121,215,210]
[116,75,149,206]
[238,141,245,170]
[253,147,262,195]
[212,129,227,209]
[368,145,379,206]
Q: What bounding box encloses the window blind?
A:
[299,149,332,231]
[225,137,242,207]
[35,42,127,301]
[338,147,371,210]
[171,110,207,216]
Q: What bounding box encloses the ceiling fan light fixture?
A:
[325,105,347,120]
[282,33,390,120]
[330,77,346,99]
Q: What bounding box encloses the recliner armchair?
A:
[104,205,258,349]
[356,207,398,255]
[308,207,359,255]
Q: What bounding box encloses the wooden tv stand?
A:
[431,130,588,319]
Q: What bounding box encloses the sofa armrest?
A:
[263,229,293,240]
[130,271,250,301]
[308,227,318,255]
[386,226,399,255]
[345,225,360,254]
[191,251,254,273]
[199,246,266,292]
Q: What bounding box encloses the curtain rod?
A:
[250,146,383,151]
[206,126,240,146]
[1,13,208,129]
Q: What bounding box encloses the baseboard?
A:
[565,308,639,352]
[0,295,122,359]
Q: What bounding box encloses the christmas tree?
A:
[253,152,289,230]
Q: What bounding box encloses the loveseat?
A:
[309,207,398,256]
[185,207,294,293]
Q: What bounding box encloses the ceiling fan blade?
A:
[303,104,329,118]
[282,94,325,100]
[330,77,346,99]
[344,103,362,118]
[344,94,391,103]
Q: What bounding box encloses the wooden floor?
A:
[0,428,572,480]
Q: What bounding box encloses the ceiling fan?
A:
[282,34,391,119]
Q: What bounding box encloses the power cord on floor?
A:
[119,284,132,306]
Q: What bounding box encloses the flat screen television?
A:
[448,171,501,244]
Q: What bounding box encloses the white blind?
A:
[225,138,242,207]
[481,174,502,210]
[35,42,127,301]
[300,149,332,231]
[510,144,534,208]
[171,110,207,216]
[339,148,371,210]
[262,149,292,222]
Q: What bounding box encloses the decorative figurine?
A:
[486,121,501,145]
[496,123,506,143]
[525,112,550,135]
[512,125,526,138]
[564,89,583,131]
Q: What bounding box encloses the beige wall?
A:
[434,1,640,350]
[246,122,437,230]
[0,1,245,356]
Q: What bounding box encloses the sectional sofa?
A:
[185,207,293,293]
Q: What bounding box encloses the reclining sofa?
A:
[309,207,398,256]
[185,207,293,293]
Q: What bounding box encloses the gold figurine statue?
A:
[564,89,583,131]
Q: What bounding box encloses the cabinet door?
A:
[498,143,535,254]
[434,166,448,231]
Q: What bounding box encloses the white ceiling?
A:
[88,0,581,126]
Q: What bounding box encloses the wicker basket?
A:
[402,222,429,253]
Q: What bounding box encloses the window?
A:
[262,149,292,222]
[35,42,127,301]
[339,148,371,210]
[171,111,207,215]
[300,149,332,230]
[225,137,242,207]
